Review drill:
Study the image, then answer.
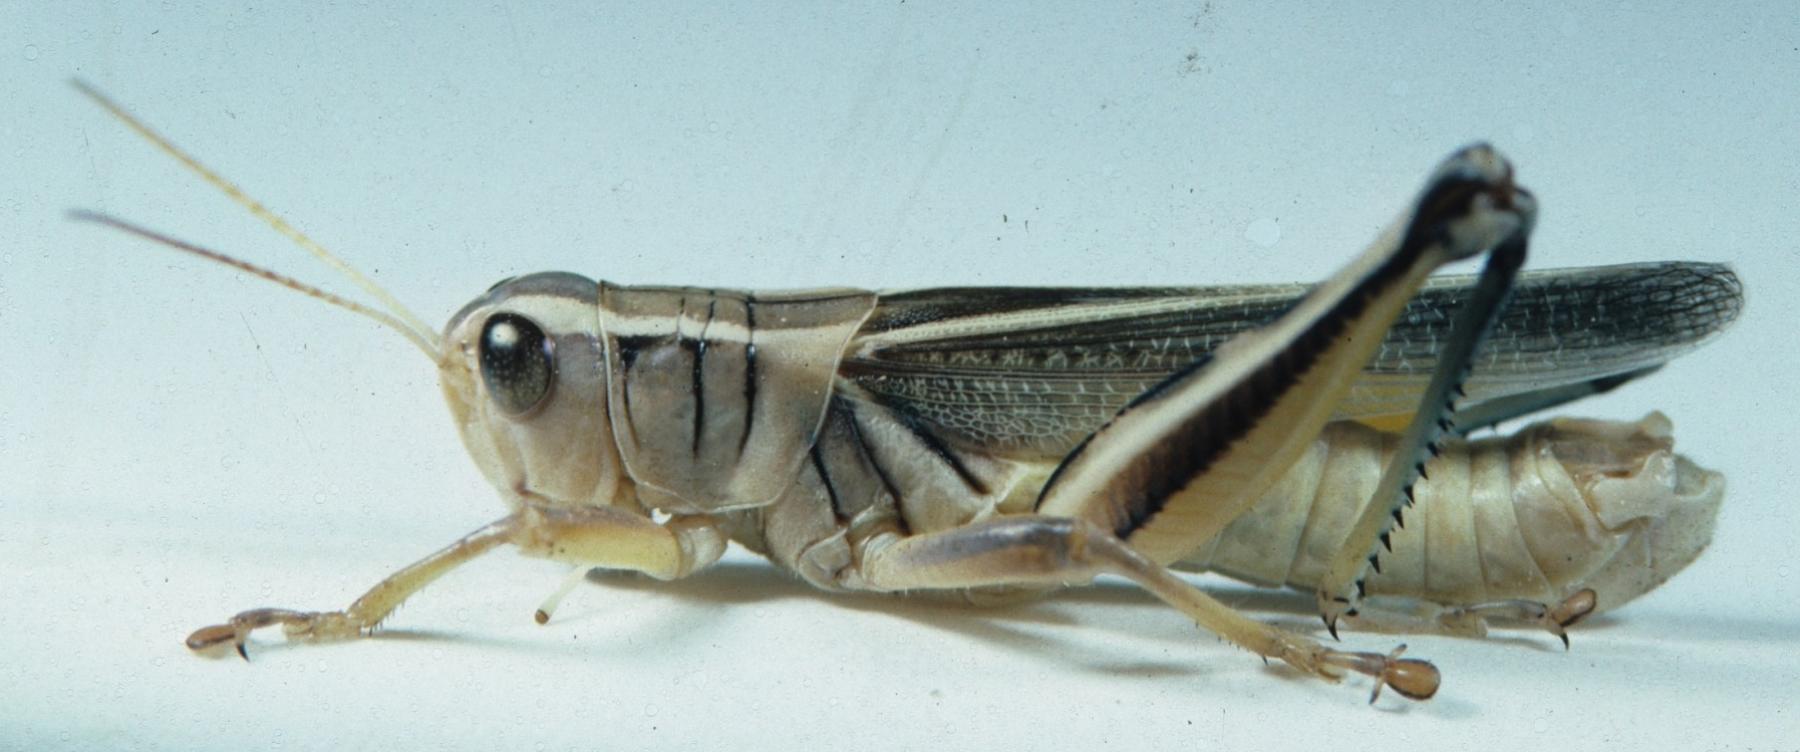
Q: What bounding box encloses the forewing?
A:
[840,262,1741,461]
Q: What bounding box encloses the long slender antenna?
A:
[70,211,441,360]
[69,79,443,357]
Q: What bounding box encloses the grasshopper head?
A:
[440,272,634,512]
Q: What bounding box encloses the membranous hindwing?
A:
[598,283,877,513]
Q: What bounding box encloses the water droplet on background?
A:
[23,45,40,61]
[1245,217,1282,248]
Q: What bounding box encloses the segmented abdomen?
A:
[1177,413,1723,612]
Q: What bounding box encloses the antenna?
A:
[68,210,441,359]
[69,79,443,360]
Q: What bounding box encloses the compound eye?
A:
[479,313,555,416]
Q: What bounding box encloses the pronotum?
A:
[74,82,1738,704]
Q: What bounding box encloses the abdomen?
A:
[1178,413,1723,612]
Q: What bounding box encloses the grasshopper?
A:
[75,82,1738,703]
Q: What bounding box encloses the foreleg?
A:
[186,506,724,656]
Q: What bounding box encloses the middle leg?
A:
[853,515,1439,703]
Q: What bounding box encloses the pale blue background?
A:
[3,2,1796,749]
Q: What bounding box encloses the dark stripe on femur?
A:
[1072,176,1490,540]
